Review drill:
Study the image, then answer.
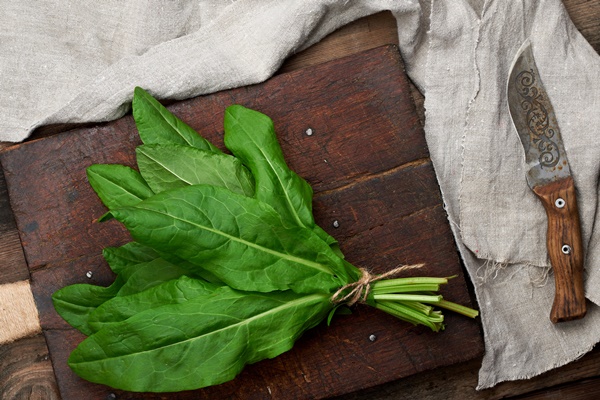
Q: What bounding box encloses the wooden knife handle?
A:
[533,176,586,323]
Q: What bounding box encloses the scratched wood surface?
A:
[1,2,600,399]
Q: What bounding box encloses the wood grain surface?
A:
[0,335,59,400]
[532,176,586,323]
[1,2,599,399]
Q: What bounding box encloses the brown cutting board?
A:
[0,45,483,399]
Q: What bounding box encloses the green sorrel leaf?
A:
[103,242,192,292]
[223,105,346,259]
[115,257,191,297]
[105,241,222,285]
[132,87,219,152]
[102,242,162,275]
[110,184,347,294]
[136,143,254,196]
[52,278,124,335]
[86,164,154,220]
[69,286,332,392]
[88,275,219,333]
[53,242,200,335]
[223,105,314,228]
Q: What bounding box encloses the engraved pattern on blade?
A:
[515,69,560,168]
[507,42,571,188]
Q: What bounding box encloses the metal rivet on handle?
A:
[562,245,572,255]
[555,198,566,208]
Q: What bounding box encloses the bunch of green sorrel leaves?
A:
[52,87,478,393]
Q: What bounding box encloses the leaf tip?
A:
[97,211,114,222]
[133,86,148,98]
[85,163,101,177]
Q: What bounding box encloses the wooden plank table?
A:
[1,3,600,399]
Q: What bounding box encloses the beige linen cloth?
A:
[1,0,599,390]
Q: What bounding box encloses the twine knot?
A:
[331,264,424,306]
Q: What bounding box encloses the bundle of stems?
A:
[368,275,478,332]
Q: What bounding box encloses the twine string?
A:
[331,263,424,306]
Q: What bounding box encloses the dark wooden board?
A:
[0,169,28,284]
[0,45,483,399]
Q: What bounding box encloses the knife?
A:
[507,40,586,323]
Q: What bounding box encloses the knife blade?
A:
[507,39,586,323]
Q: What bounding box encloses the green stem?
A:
[372,277,449,290]
[374,302,431,329]
[397,300,434,316]
[399,302,444,323]
[427,299,479,318]
[371,283,441,295]
[373,293,443,303]
[375,301,444,332]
